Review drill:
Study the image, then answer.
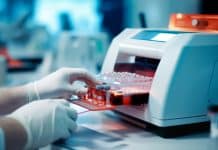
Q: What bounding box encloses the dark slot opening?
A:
[114,56,160,77]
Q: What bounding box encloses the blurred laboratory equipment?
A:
[98,0,124,38]
[0,9,52,74]
[208,105,218,149]
[0,15,53,86]
[5,24,53,82]
[35,0,100,33]
[7,25,51,56]
[124,0,201,28]
[59,12,74,31]
[56,32,109,73]
[0,56,6,86]
[138,12,147,28]
[0,11,31,41]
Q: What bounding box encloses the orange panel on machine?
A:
[169,14,218,33]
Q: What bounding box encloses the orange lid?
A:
[169,13,218,33]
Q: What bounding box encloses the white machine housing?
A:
[101,28,218,127]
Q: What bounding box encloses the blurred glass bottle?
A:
[208,104,218,149]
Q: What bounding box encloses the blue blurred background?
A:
[0,0,217,85]
[1,0,217,38]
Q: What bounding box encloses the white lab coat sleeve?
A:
[0,128,5,150]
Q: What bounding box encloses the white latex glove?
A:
[27,68,99,101]
[8,99,77,149]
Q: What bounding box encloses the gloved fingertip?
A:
[75,88,88,96]
[72,122,78,131]
[66,85,77,95]
[66,107,78,120]
[68,120,78,133]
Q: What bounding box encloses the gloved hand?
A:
[8,99,77,149]
[26,68,99,101]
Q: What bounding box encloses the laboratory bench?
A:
[46,109,215,150]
